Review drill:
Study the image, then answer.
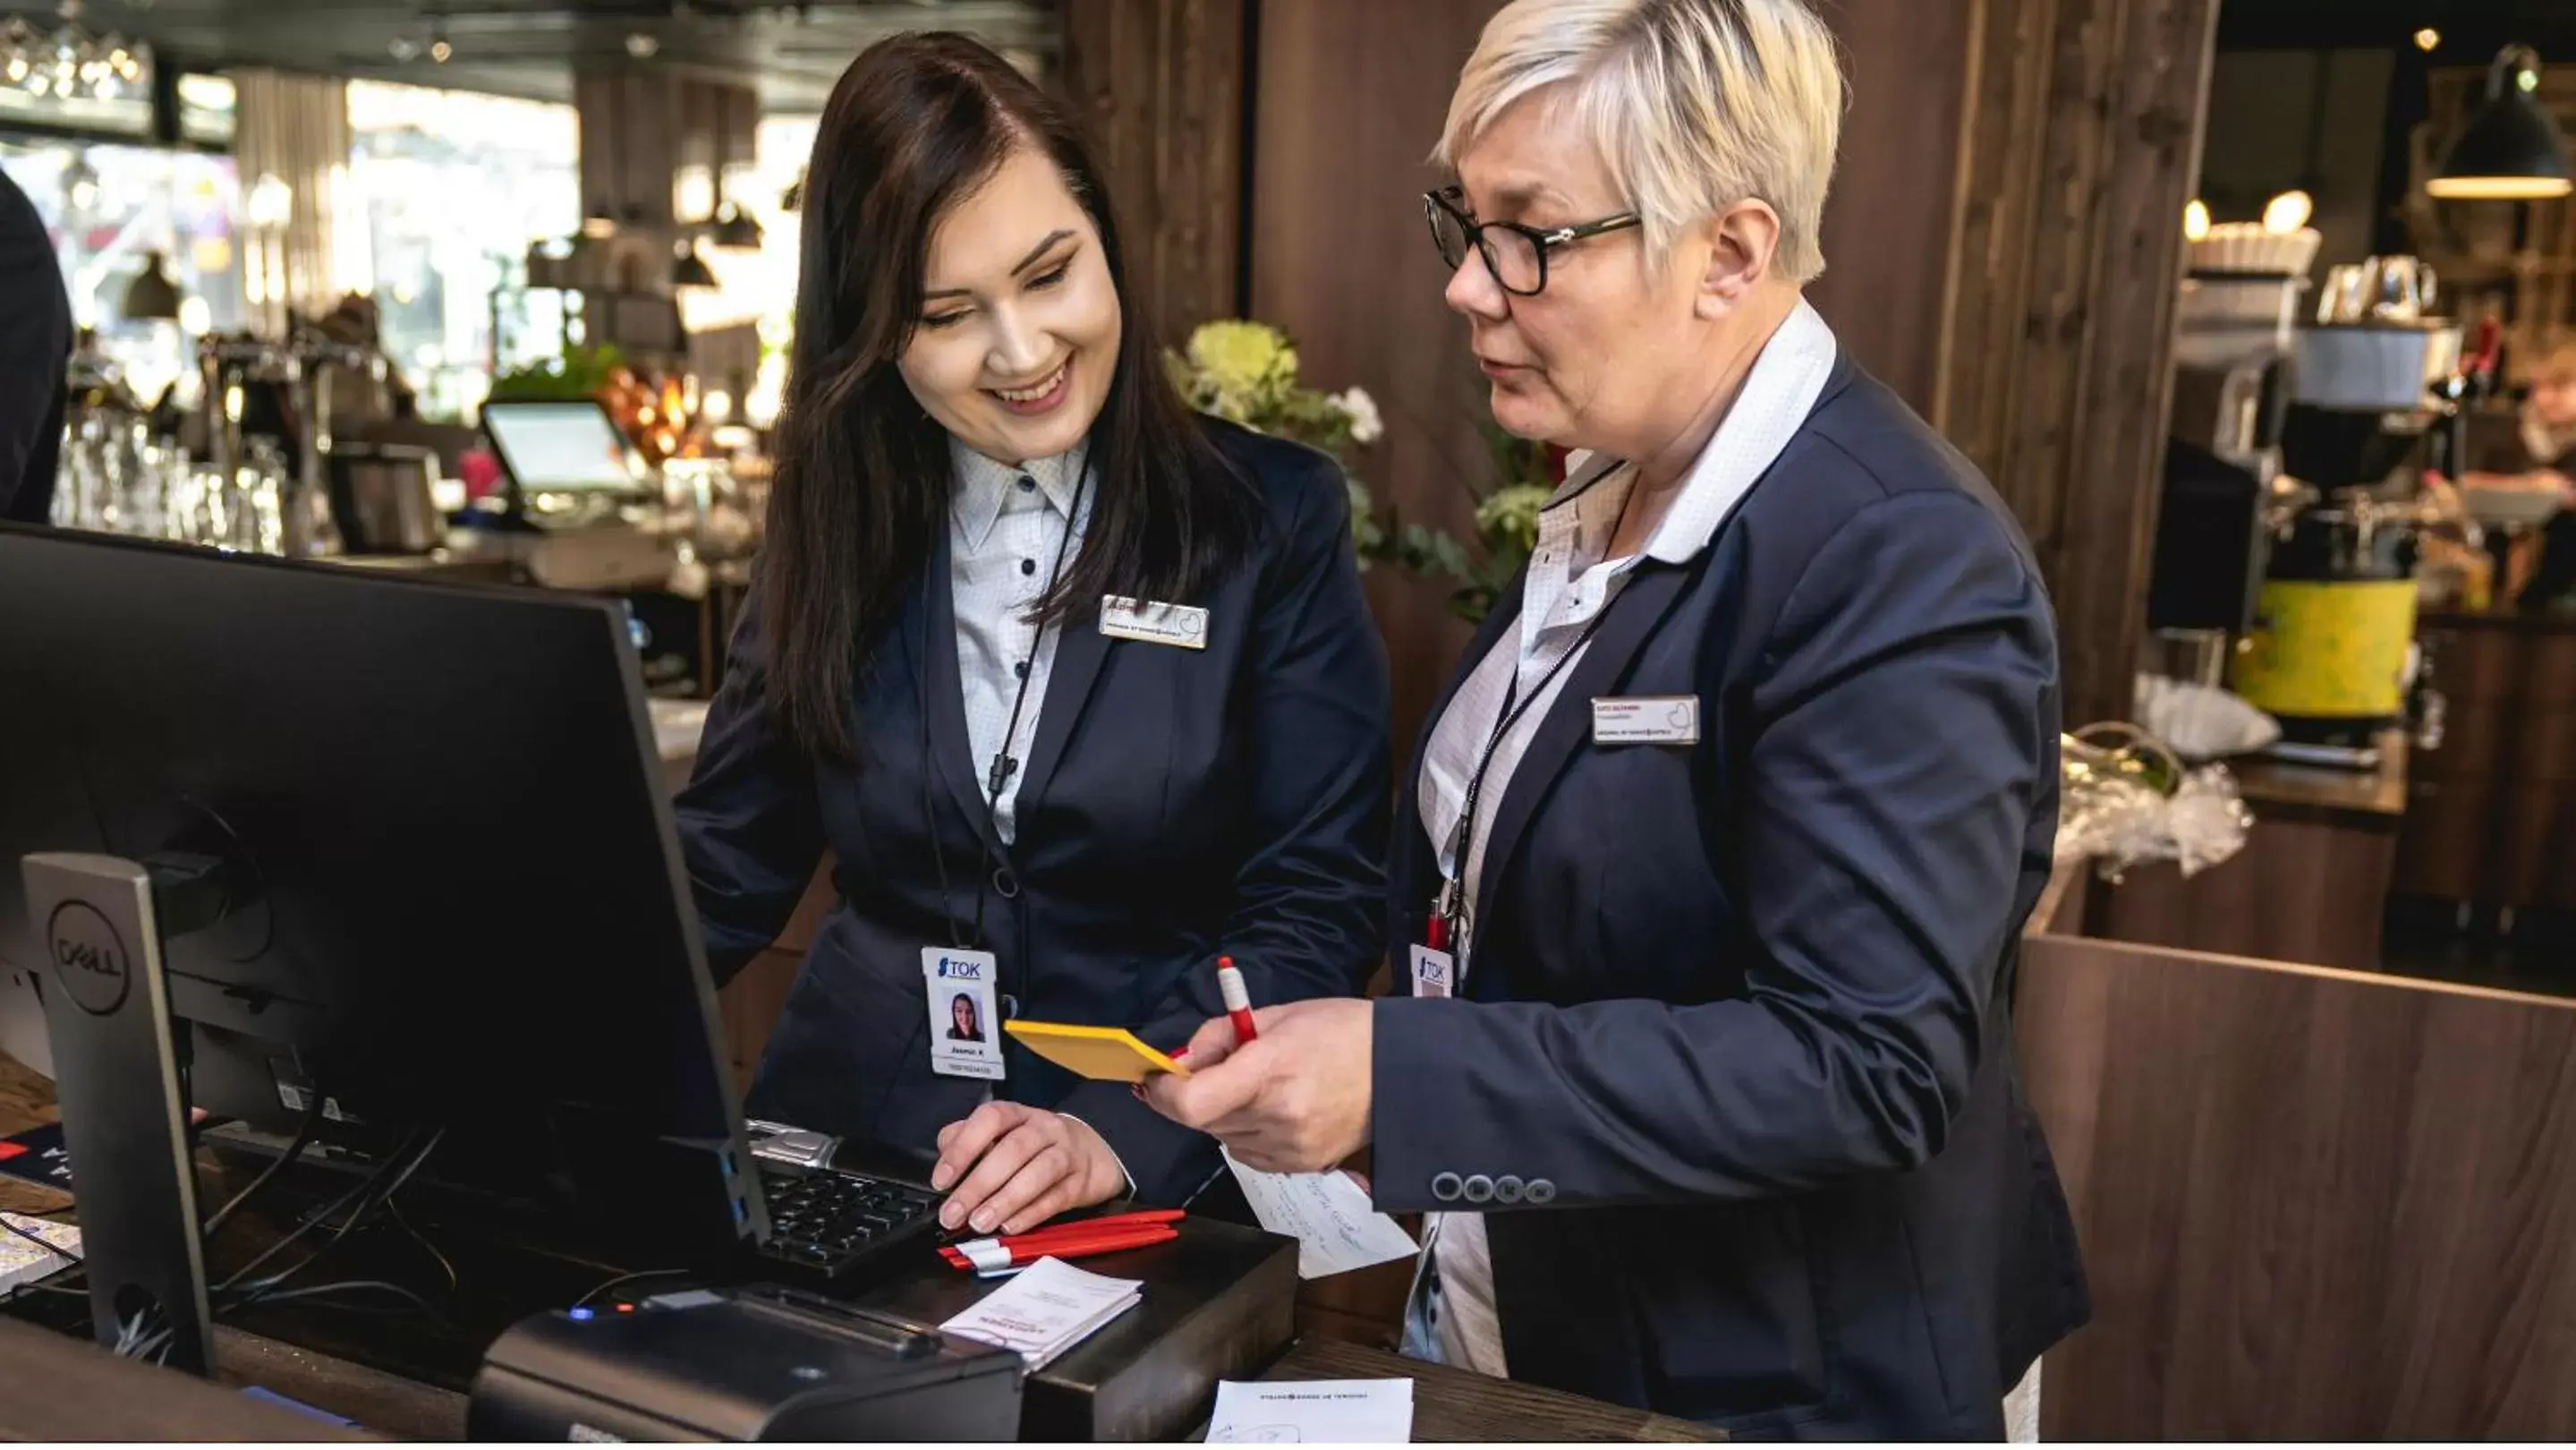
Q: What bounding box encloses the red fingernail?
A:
[1169,1046,1192,1062]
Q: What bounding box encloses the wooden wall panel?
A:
[1058,0,1253,343]
[1807,0,1977,412]
[1247,0,1502,755]
[1936,0,2219,729]
[2019,935,2576,1438]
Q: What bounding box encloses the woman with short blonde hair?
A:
[1146,0,2089,1435]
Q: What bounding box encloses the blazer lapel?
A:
[917,528,1007,859]
[1468,562,1696,977]
[1010,595,1109,824]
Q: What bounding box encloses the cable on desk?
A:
[216,1124,438,1297]
[202,1095,327,1239]
[238,1277,446,1319]
[386,1198,457,1292]
[218,1125,452,1325]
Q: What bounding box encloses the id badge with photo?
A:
[922,947,1005,1081]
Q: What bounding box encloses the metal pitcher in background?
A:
[2317,255,2439,323]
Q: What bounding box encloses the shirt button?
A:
[1016,474,1038,493]
[1014,661,1029,680]
[1021,559,1037,576]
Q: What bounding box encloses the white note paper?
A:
[1223,1148,1418,1280]
[1209,1378,1416,1444]
[938,1256,1141,1371]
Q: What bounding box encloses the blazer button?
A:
[1493,1175,1525,1205]
[1525,1178,1557,1205]
[1430,1172,1463,1203]
[1461,1174,1495,1205]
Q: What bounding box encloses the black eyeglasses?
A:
[1424,185,1642,297]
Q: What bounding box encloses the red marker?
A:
[1217,955,1258,1044]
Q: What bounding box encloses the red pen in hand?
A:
[1217,955,1257,1044]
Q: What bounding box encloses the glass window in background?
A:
[345,80,579,423]
[696,114,819,434]
[0,138,245,409]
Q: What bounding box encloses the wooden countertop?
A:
[2420,605,2576,635]
[1248,1338,1716,1442]
[2228,731,2409,822]
[1,1053,1713,1443]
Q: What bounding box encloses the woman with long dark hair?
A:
[676,33,1389,1237]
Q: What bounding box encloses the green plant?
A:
[487,342,628,404]
[1372,423,1554,623]
[1166,320,1384,556]
[1164,319,1550,625]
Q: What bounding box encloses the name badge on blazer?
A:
[1592,695,1701,746]
[1100,594,1209,650]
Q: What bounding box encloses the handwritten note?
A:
[1223,1148,1418,1280]
[1209,1378,1415,1444]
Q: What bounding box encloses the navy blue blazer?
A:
[678,419,1390,1204]
[1374,355,2087,1437]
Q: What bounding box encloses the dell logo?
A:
[45,901,132,1016]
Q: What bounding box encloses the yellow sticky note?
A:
[1003,1021,1192,1083]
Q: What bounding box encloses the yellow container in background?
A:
[2233,579,2419,719]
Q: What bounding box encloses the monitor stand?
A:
[20,852,219,1375]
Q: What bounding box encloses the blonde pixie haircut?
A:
[1435,0,1847,285]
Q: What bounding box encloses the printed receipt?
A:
[1222,1147,1418,1280]
[938,1257,1142,1371]
[1209,1378,1415,1444]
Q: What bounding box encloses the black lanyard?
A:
[1436,608,1611,955]
[922,464,1093,955]
[1439,473,1656,955]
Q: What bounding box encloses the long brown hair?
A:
[760,32,1257,758]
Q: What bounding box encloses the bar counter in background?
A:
[2398,607,2576,919]
[2077,733,2409,970]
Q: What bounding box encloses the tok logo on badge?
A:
[939,956,983,980]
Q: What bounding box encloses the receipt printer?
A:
[467,1284,1022,1442]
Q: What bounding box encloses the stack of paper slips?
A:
[0,1213,80,1300]
[938,1256,1142,1371]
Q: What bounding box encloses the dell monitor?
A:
[0,523,763,1369]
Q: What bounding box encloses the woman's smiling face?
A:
[897,144,1123,465]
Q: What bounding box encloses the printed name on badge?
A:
[1591,695,1701,746]
[1100,595,1209,650]
[922,946,1007,1081]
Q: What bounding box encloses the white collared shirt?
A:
[949,437,1092,845]
[1406,298,1840,1380]
[946,437,1133,1190]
